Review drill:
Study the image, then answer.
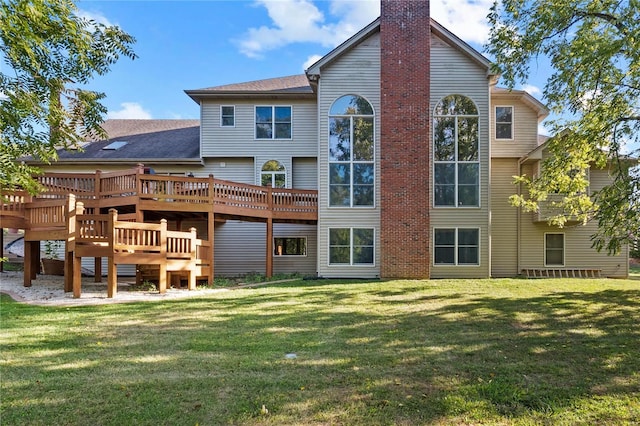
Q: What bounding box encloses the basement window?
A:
[274,237,306,256]
[103,141,128,150]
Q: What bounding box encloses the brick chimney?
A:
[380,0,431,278]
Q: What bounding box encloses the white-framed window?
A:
[434,228,479,265]
[434,95,480,207]
[495,106,513,139]
[274,237,306,256]
[260,160,286,188]
[545,233,565,266]
[221,105,235,127]
[255,106,292,139]
[329,228,374,265]
[329,95,375,207]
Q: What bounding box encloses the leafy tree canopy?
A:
[0,0,136,194]
[487,0,640,254]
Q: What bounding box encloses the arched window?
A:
[329,95,374,207]
[261,160,286,188]
[433,95,479,207]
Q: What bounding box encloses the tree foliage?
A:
[487,0,640,254]
[0,0,136,194]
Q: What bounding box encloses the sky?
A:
[77,0,548,129]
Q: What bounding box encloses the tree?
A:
[0,0,136,194]
[487,0,640,254]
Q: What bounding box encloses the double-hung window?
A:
[495,106,513,139]
[329,228,374,265]
[434,95,479,207]
[329,95,375,207]
[256,106,291,139]
[221,106,235,127]
[545,233,564,266]
[434,228,479,265]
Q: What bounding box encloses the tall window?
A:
[545,233,564,266]
[495,106,513,139]
[261,160,286,188]
[329,95,374,207]
[434,95,479,207]
[256,106,291,139]
[329,228,374,265]
[434,228,479,265]
[221,105,235,127]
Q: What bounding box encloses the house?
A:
[28,0,630,279]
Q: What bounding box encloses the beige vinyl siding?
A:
[430,34,491,278]
[317,31,381,278]
[214,221,317,276]
[40,163,197,176]
[292,157,318,189]
[200,101,317,158]
[491,96,541,158]
[518,165,628,277]
[490,158,519,276]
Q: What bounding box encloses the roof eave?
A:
[26,158,205,166]
[185,90,316,103]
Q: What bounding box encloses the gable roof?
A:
[185,75,314,102]
[41,119,201,165]
[491,87,549,120]
[306,18,496,81]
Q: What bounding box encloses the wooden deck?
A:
[1,165,318,297]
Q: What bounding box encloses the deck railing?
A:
[27,167,317,218]
[0,190,32,217]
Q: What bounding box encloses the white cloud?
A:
[76,9,113,27]
[236,0,379,59]
[431,0,494,45]
[521,84,542,97]
[107,102,152,119]
[303,54,323,71]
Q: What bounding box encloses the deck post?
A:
[266,217,273,278]
[95,170,102,199]
[208,175,215,285]
[188,227,197,290]
[23,240,34,287]
[158,218,168,294]
[94,258,102,282]
[207,211,214,285]
[106,209,118,298]
[64,194,76,292]
[106,257,117,298]
[73,253,83,298]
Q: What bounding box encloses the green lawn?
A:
[1,278,639,425]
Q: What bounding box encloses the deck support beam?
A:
[107,258,117,298]
[73,254,82,298]
[266,218,273,278]
[208,211,215,285]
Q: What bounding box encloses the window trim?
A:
[274,237,307,257]
[433,95,481,209]
[495,105,514,140]
[433,227,480,266]
[255,105,293,140]
[221,105,235,127]
[544,232,565,267]
[328,227,376,267]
